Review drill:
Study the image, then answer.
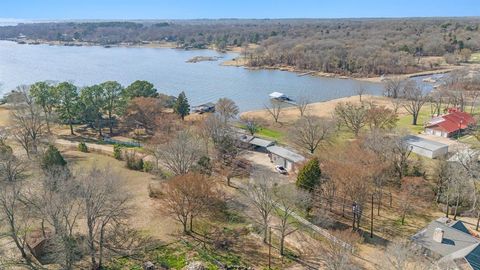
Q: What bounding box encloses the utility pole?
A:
[268,227,272,270]
[370,194,374,238]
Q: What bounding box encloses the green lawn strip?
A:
[236,124,285,142]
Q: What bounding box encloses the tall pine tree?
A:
[296,158,321,192]
[174,91,190,120]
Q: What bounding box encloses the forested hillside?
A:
[1,18,479,75]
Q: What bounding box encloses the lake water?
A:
[0,40,392,111]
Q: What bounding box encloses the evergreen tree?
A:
[124,80,158,99]
[41,145,67,172]
[296,158,321,192]
[174,91,190,120]
[30,81,57,133]
[55,82,80,135]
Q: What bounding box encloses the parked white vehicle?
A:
[275,165,288,174]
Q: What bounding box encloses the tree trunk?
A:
[280,234,285,256]
[87,220,97,270]
[476,211,480,231]
[454,194,460,220]
[190,213,194,232]
[377,192,382,216]
[44,108,51,133]
[98,224,105,270]
[182,220,188,234]
[69,119,74,135]
[108,111,113,135]
[263,220,268,243]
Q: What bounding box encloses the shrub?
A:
[113,144,123,160]
[125,151,144,171]
[148,183,162,198]
[143,161,154,173]
[41,145,67,171]
[78,142,88,153]
[193,156,212,176]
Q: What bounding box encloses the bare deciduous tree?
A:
[289,115,334,154]
[78,166,130,270]
[10,85,45,158]
[216,97,239,124]
[0,181,36,267]
[264,101,283,124]
[319,230,362,270]
[383,76,405,99]
[402,81,427,125]
[273,185,309,255]
[295,96,310,117]
[334,102,369,137]
[161,173,220,233]
[158,130,202,175]
[243,176,275,243]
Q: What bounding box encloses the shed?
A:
[267,145,305,172]
[249,137,275,152]
[403,135,448,159]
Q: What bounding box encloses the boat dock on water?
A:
[269,92,296,105]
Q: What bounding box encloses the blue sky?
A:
[1,0,479,20]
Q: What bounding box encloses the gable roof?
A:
[249,137,275,148]
[403,135,448,152]
[412,217,480,269]
[267,145,305,163]
[426,111,476,134]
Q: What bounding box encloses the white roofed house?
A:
[403,135,449,159]
[267,145,305,172]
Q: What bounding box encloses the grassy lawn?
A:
[396,105,437,134]
[471,52,480,63]
[256,127,284,141]
[237,124,285,142]
[459,135,480,149]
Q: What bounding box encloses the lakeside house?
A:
[425,109,476,138]
[412,217,480,270]
[234,131,305,172]
[403,135,449,159]
[267,145,305,172]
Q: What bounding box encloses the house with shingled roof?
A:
[412,217,480,270]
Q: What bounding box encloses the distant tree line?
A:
[1,18,479,75]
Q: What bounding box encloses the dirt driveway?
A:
[242,150,293,183]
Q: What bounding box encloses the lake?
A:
[1,40,392,111]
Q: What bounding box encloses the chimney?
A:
[433,228,444,243]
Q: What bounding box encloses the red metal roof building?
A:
[425,109,476,138]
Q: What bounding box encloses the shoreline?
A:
[222,58,466,83]
[4,38,473,83]
[240,95,409,125]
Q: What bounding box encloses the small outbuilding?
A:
[403,135,448,159]
[249,137,275,152]
[267,145,305,172]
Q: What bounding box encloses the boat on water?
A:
[269,92,296,104]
